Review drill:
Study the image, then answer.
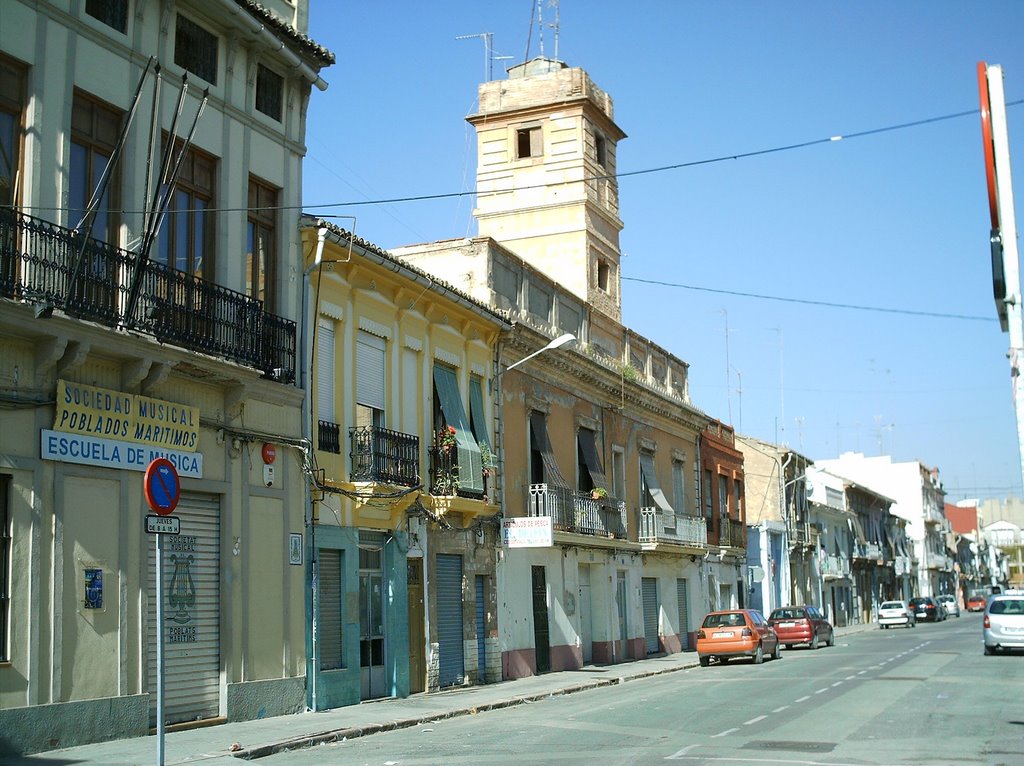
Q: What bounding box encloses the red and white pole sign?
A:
[144,458,180,516]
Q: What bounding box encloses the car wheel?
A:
[785,643,794,649]
[811,633,820,650]
[772,640,782,660]
[826,630,835,647]
[984,645,995,656]
[699,655,710,666]
[881,624,888,630]
[753,643,764,664]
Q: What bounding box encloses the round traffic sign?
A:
[144,458,181,516]
[262,443,277,464]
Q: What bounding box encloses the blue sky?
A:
[303,1,1024,503]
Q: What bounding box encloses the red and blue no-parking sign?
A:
[144,458,181,516]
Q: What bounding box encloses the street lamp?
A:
[492,332,576,394]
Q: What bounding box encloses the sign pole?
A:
[156,531,165,766]
[143,457,180,766]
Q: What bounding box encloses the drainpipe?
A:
[301,226,327,711]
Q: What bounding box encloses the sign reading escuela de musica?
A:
[54,380,199,451]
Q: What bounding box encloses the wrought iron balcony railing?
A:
[317,419,341,454]
[349,425,419,486]
[427,444,489,499]
[0,209,295,381]
[527,484,627,539]
[723,518,747,548]
[638,508,708,548]
[820,554,851,579]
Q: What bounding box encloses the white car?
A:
[878,600,916,629]
[937,594,960,618]
[983,593,1024,655]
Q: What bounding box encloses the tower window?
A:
[516,126,542,159]
[595,132,607,169]
[597,261,610,292]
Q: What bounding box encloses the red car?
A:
[767,605,835,649]
[966,594,987,612]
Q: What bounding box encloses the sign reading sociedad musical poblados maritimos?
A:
[54,380,199,451]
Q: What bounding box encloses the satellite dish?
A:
[749,565,765,583]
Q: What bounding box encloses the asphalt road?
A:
[259,613,1023,766]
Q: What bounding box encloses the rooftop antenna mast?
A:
[535,0,561,61]
[457,32,511,81]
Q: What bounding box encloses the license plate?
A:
[780,622,796,628]
[713,631,734,638]
[1004,626,1024,634]
[916,612,927,617]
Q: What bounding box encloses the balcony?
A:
[427,444,490,500]
[349,426,419,486]
[722,518,746,549]
[922,504,945,525]
[820,554,851,579]
[638,509,707,548]
[853,542,883,561]
[318,420,341,453]
[528,484,627,540]
[0,209,295,381]
[893,555,912,576]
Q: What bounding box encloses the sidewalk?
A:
[1,624,870,766]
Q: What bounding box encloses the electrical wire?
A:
[21,100,1022,218]
[622,275,994,322]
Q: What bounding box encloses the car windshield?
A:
[703,612,745,628]
[910,598,929,606]
[770,608,804,620]
[880,601,903,609]
[938,595,953,602]
[989,599,1024,615]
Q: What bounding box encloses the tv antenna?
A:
[457,32,512,81]
[524,0,561,63]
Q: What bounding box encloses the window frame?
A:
[157,138,216,277]
[174,13,219,85]
[70,90,123,242]
[85,0,128,34]
[515,125,543,160]
[255,63,283,121]
[0,54,27,210]
[247,176,278,310]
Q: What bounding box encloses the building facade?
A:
[394,57,727,677]
[301,219,508,708]
[0,0,331,754]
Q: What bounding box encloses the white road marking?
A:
[814,687,828,694]
[772,705,790,713]
[795,695,811,702]
[744,715,767,725]
[711,727,739,738]
[831,681,843,687]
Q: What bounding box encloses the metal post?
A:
[156,532,165,766]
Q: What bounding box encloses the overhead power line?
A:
[25,100,1023,217]
[622,276,993,321]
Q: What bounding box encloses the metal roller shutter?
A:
[318,549,343,670]
[147,492,221,726]
[642,577,659,655]
[436,554,464,688]
[676,578,689,650]
[317,319,335,422]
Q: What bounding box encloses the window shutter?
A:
[317,319,335,422]
[356,331,386,412]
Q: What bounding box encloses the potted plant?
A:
[590,487,608,501]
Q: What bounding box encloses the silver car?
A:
[937,594,961,618]
[983,593,1024,655]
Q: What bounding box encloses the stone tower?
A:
[467,57,626,323]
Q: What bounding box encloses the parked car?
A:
[767,605,835,649]
[966,594,987,612]
[908,596,946,622]
[878,600,916,629]
[937,594,961,618]
[983,592,1024,655]
[696,609,781,666]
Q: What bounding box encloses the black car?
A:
[908,596,946,622]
